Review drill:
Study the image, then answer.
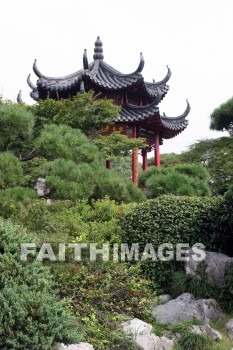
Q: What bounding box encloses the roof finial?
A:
[93,36,104,60]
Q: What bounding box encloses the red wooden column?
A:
[154,133,160,168]
[106,160,111,169]
[132,124,139,186]
[142,149,148,171]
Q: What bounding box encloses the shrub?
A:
[54,261,155,350]
[0,219,81,349]
[0,153,24,189]
[0,186,36,218]
[41,159,96,200]
[121,195,226,292]
[36,124,99,163]
[0,103,35,153]
[139,164,211,197]
[91,167,145,203]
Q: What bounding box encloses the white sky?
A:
[0,0,232,153]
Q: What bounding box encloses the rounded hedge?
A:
[121,195,230,291]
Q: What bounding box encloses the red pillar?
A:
[142,149,148,171]
[154,133,160,168]
[132,124,139,186]
[106,160,111,169]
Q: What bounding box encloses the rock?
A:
[58,343,94,350]
[135,334,174,350]
[152,293,223,325]
[226,319,233,340]
[34,177,50,197]
[185,249,233,286]
[190,324,222,341]
[158,294,172,304]
[120,318,152,337]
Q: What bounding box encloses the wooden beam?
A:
[106,160,111,169]
[142,149,148,171]
[132,124,139,186]
[154,133,160,167]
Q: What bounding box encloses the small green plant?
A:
[171,264,215,299]
[178,331,212,350]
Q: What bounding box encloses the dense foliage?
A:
[139,163,211,197]
[121,195,232,292]
[179,137,233,195]
[210,96,233,135]
[0,219,80,350]
[30,91,120,134]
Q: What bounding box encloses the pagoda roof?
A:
[117,100,190,139]
[28,37,171,102]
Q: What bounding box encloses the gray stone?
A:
[152,293,223,325]
[58,343,94,350]
[190,324,222,341]
[158,294,172,304]
[226,319,233,340]
[135,334,174,350]
[34,177,50,197]
[186,249,233,287]
[120,318,152,337]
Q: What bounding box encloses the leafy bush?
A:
[0,187,36,218]
[0,153,24,189]
[146,170,210,197]
[121,195,227,292]
[91,167,145,203]
[42,158,96,200]
[139,164,211,198]
[54,262,155,350]
[0,219,81,349]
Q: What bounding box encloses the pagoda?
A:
[26,36,190,186]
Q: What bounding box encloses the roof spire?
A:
[93,36,104,60]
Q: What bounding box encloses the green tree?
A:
[93,131,146,161]
[0,102,35,154]
[0,153,24,189]
[180,137,233,195]
[36,124,99,163]
[210,96,233,135]
[31,91,120,135]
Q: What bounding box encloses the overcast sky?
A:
[0,0,232,153]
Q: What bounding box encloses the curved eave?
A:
[33,59,84,81]
[115,99,160,122]
[144,66,171,98]
[160,100,190,138]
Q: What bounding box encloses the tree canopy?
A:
[210,96,233,135]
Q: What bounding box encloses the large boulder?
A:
[58,343,94,350]
[185,249,233,286]
[135,334,174,350]
[152,293,223,325]
[120,318,152,337]
[120,318,173,350]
